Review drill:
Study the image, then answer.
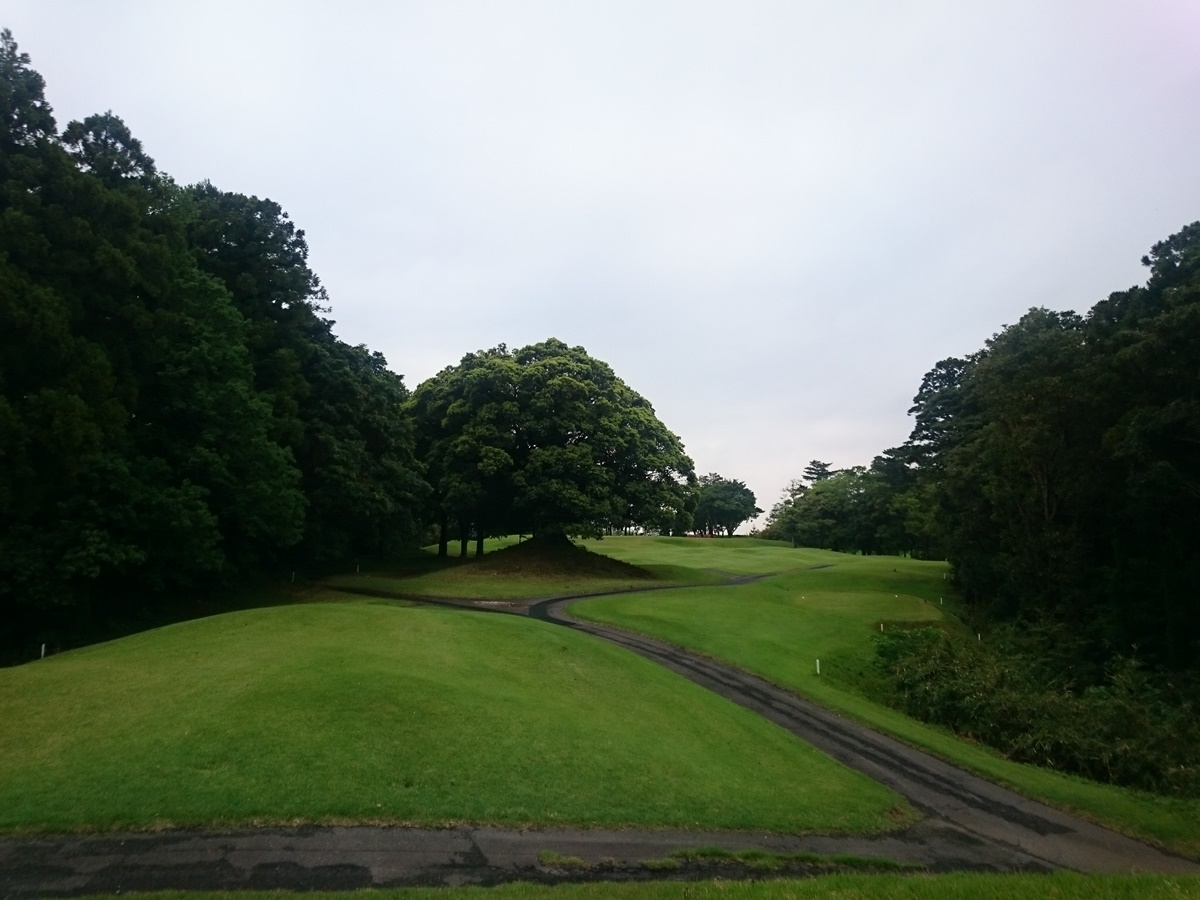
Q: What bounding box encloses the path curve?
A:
[528,595,1200,875]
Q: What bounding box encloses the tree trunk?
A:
[438,513,449,558]
[474,520,484,559]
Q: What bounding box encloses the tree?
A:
[803,460,834,483]
[185,184,427,563]
[694,474,761,536]
[410,339,695,546]
[0,33,427,655]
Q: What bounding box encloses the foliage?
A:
[874,627,1200,796]
[0,32,426,653]
[409,340,695,548]
[693,473,761,536]
[765,221,1200,673]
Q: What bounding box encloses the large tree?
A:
[410,339,695,545]
[693,473,761,536]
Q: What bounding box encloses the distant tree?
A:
[694,474,762,536]
[803,460,834,483]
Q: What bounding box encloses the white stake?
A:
[880,622,884,632]
[977,633,981,641]
[41,643,45,659]
[816,659,820,675]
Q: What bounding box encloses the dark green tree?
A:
[694,473,761,536]
[410,339,694,546]
[802,460,834,483]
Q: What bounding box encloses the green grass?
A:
[581,535,846,575]
[570,540,1200,859]
[73,872,1200,899]
[323,564,721,600]
[0,601,909,834]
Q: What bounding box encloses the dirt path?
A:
[3,585,1197,896]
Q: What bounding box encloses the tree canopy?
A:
[693,474,761,536]
[761,220,1200,674]
[411,340,695,548]
[0,32,426,653]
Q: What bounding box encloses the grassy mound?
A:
[0,601,910,834]
[471,534,653,580]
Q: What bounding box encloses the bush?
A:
[874,628,1200,796]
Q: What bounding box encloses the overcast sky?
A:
[8,1,1200,528]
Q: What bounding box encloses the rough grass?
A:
[571,539,1200,859]
[0,602,909,835]
[72,872,1200,899]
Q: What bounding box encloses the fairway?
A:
[581,536,844,575]
[571,539,1200,859]
[0,601,908,834]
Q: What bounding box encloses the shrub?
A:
[874,628,1200,796]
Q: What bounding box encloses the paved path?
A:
[3,586,1197,896]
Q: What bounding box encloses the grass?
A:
[580,535,846,576]
[323,538,726,600]
[0,600,909,834]
[71,872,1200,899]
[322,564,719,600]
[570,538,1200,859]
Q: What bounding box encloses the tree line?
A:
[761,222,1200,675]
[1,31,762,654]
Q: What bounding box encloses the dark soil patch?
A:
[470,534,654,580]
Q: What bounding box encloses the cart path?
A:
[527,595,1200,876]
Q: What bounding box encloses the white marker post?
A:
[816,659,820,675]
[41,643,45,659]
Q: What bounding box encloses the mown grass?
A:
[572,539,1200,859]
[0,601,908,834]
[580,535,845,576]
[74,872,1200,899]
[323,564,721,600]
[323,537,727,600]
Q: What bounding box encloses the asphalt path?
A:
[3,583,1197,896]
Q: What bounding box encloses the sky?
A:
[7,1,1200,529]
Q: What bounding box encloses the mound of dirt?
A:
[471,534,653,580]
